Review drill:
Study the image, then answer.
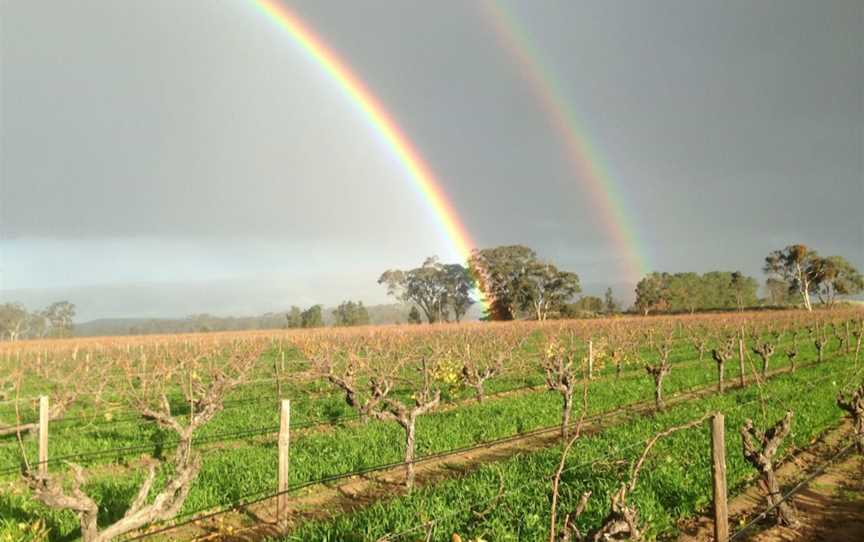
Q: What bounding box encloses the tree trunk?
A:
[741,413,798,527]
[403,418,417,490]
[80,509,99,542]
[474,382,485,404]
[856,329,862,363]
[717,361,725,393]
[560,392,573,439]
[801,288,812,312]
[654,375,665,411]
[854,416,864,454]
[797,263,813,312]
[763,468,797,525]
[837,386,864,454]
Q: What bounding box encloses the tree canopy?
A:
[634,271,759,314]
[332,300,371,327]
[468,245,581,321]
[764,245,862,310]
[763,244,820,311]
[0,301,75,341]
[378,257,475,323]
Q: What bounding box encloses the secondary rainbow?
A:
[252,0,490,307]
[481,1,650,284]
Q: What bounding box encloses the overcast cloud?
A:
[1,0,861,320]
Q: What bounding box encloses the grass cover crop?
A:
[282,354,860,541]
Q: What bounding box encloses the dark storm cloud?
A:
[1,0,861,319]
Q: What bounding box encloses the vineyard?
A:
[1,309,863,541]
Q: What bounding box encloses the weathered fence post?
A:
[711,413,729,542]
[38,395,49,475]
[588,340,594,380]
[278,399,291,521]
[738,336,746,388]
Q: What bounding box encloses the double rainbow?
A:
[252,1,647,309]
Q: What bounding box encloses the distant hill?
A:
[73,302,485,337]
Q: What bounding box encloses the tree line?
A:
[285,300,371,328]
[634,272,759,315]
[385,242,862,322]
[0,301,76,341]
[2,243,860,339]
[633,244,862,315]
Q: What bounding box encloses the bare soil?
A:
[678,422,864,542]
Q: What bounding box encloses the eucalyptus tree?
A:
[763,244,820,311]
[468,245,539,321]
[379,256,474,323]
[809,256,863,307]
[521,262,581,321]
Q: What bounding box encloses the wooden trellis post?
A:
[738,336,746,387]
[38,395,49,475]
[710,413,729,542]
[278,399,291,521]
[588,340,594,380]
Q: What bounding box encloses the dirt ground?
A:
[740,452,864,542]
[679,423,864,542]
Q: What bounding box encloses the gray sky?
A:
[1,0,862,321]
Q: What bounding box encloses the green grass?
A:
[282,354,860,541]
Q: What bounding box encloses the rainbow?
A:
[481,1,650,284]
[252,0,491,308]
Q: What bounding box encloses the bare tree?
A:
[785,348,798,373]
[852,319,863,363]
[372,357,441,489]
[688,327,709,363]
[785,329,800,373]
[542,338,582,439]
[325,352,391,423]
[645,337,672,411]
[0,353,110,437]
[321,343,440,489]
[837,382,864,453]
[711,337,735,393]
[459,338,513,403]
[836,321,850,355]
[813,326,826,363]
[740,411,798,526]
[605,328,633,379]
[20,341,264,542]
[548,382,589,542]
[751,340,776,378]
